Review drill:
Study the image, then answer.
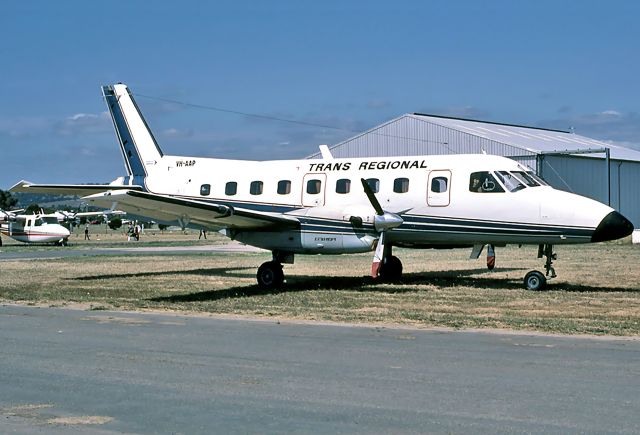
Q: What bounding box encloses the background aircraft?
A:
[0,208,125,245]
[1,210,70,245]
[10,84,634,289]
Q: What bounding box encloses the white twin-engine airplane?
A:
[1,210,71,245]
[0,208,124,245]
[11,84,634,289]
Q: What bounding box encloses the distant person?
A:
[134,224,140,241]
[84,225,90,240]
[199,229,207,240]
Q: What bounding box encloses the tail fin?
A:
[102,84,163,177]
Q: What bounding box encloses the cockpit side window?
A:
[496,171,526,192]
[469,172,504,193]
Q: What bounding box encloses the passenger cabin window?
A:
[430,177,447,193]
[277,180,291,195]
[394,178,410,193]
[469,172,504,193]
[225,181,237,196]
[366,178,380,193]
[496,171,525,192]
[336,179,351,194]
[200,184,211,196]
[250,181,263,195]
[306,179,322,194]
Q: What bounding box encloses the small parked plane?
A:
[10,84,634,289]
[0,208,125,245]
[1,210,71,245]
[50,209,126,224]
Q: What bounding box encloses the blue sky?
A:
[1,0,638,188]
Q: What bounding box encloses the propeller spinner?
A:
[360,179,404,278]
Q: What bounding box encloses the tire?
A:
[379,256,403,282]
[257,261,284,289]
[524,270,546,291]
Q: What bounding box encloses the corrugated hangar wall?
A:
[317,115,537,164]
[310,114,640,228]
[540,155,640,228]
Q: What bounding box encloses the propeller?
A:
[487,244,495,270]
[360,179,403,278]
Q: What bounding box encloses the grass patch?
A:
[1,242,639,335]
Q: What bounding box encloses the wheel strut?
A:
[537,244,557,278]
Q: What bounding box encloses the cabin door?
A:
[302,173,327,207]
[427,170,451,207]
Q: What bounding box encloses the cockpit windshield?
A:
[469,170,548,193]
[496,171,526,192]
[511,171,540,187]
[527,171,548,186]
[41,216,59,224]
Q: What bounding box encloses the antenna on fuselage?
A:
[319,145,334,159]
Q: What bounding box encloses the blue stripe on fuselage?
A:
[161,195,595,239]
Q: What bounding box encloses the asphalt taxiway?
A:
[0,241,264,261]
[1,305,638,434]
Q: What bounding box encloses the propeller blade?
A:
[487,244,495,270]
[361,178,384,216]
[371,231,385,278]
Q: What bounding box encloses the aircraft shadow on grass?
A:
[69,266,638,303]
[67,266,252,281]
[147,267,639,303]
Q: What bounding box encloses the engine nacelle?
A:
[231,230,376,255]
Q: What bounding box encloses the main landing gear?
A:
[256,261,284,289]
[256,251,292,289]
[255,249,405,289]
[379,254,403,282]
[524,244,556,291]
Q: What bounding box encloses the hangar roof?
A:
[411,113,640,162]
[314,113,640,163]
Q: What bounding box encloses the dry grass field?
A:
[1,231,639,336]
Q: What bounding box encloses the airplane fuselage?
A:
[130,153,618,254]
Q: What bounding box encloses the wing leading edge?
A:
[83,190,300,231]
[9,180,144,197]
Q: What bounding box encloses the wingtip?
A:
[8,180,34,192]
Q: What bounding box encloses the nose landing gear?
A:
[524,244,556,290]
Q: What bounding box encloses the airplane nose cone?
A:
[591,211,634,243]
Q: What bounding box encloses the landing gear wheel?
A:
[524,270,546,291]
[379,255,403,282]
[257,261,284,290]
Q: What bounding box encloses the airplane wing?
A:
[9,180,144,197]
[83,190,300,230]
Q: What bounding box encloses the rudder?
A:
[102,84,163,177]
